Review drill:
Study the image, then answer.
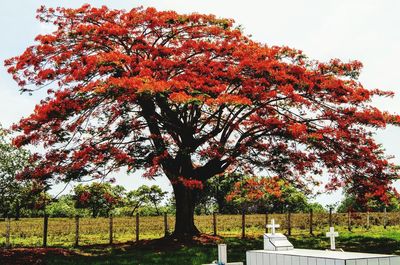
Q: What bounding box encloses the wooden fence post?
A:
[43,214,48,247]
[74,215,79,247]
[265,211,269,233]
[366,211,370,230]
[329,208,333,227]
[384,207,387,229]
[164,212,169,237]
[241,210,246,239]
[287,211,292,236]
[348,211,352,232]
[136,213,140,241]
[309,209,313,235]
[213,212,217,236]
[5,217,10,248]
[109,214,113,245]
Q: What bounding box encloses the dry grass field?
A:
[1,212,399,247]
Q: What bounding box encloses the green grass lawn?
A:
[1,227,397,265]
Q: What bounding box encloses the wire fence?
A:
[1,210,399,248]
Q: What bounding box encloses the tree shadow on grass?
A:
[2,235,400,265]
[0,237,262,265]
[45,239,258,265]
[338,236,400,254]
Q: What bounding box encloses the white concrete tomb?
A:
[246,249,400,265]
[264,219,294,251]
[248,224,400,265]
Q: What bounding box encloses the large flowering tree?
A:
[5,5,400,238]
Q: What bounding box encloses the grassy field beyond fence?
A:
[1,212,399,247]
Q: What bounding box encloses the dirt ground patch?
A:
[0,248,75,265]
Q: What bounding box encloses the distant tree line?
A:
[48,183,170,218]
[1,125,398,219]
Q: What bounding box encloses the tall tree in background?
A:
[227,176,311,213]
[145,185,168,215]
[126,185,168,215]
[5,5,400,238]
[196,173,245,214]
[0,126,34,219]
[337,190,400,213]
[126,186,150,216]
[73,182,124,217]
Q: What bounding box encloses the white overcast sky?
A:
[1,0,399,206]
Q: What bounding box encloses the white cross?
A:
[326,227,339,250]
[266,219,280,234]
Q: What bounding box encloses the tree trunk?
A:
[15,200,20,220]
[171,183,200,239]
[92,208,98,218]
[153,202,160,216]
